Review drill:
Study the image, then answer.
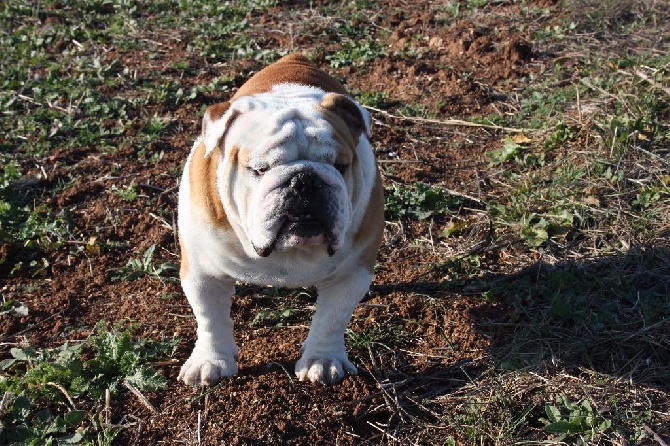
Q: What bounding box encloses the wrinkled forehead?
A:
[225,96,354,164]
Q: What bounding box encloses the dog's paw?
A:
[295,352,357,384]
[179,353,238,388]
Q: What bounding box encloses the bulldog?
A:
[177,54,384,386]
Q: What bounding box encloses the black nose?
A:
[289,172,323,191]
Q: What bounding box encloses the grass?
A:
[0,324,177,444]
[0,0,668,444]
[110,244,178,282]
[385,182,464,220]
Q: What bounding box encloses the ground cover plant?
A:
[1,0,668,444]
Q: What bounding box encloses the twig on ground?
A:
[643,424,669,446]
[197,410,202,446]
[364,105,533,133]
[105,388,111,425]
[619,69,670,97]
[47,381,77,410]
[367,345,410,423]
[442,187,487,206]
[377,159,423,164]
[123,380,159,415]
[367,421,402,442]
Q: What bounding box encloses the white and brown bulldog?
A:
[177,54,384,386]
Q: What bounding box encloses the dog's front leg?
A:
[295,269,372,384]
[179,273,238,387]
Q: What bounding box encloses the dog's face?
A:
[200,86,373,259]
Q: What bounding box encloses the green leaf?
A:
[13,395,32,414]
[142,244,156,268]
[34,408,52,424]
[521,225,548,247]
[63,410,86,427]
[11,346,38,361]
[0,358,17,369]
[488,136,524,166]
[57,432,85,444]
[543,420,583,434]
[544,404,562,423]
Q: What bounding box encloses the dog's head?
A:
[199,85,374,258]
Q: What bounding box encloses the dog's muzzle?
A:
[254,170,341,257]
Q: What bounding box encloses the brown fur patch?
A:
[178,230,189,280]
[235,147,251,167]
[317,105,360,160]
[204,102,231,125]
[189,141,229,229]
[319,93,365,137]
[232,53,349,99]
[355,170,385,273]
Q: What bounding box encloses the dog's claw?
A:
[295,352,357,384]
[179,354,238,388]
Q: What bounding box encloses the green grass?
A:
[0,324,177,444]
[385,182,464,220]
[110,244,178,282]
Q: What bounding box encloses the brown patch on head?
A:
[235,147,251,167]
[317,94,366,158]
[189,141,229,229]
[204,102,231,124]
[231,53,349,99]
[355,170,385,274]
[319,93,365,136]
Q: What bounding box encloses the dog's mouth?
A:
[254,214,337,258]
[251,167,347,258]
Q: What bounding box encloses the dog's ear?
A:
[201,102,239,157]
[320,93,372,139]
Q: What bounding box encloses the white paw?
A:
[179,353,238,388]
[295,352,357,384]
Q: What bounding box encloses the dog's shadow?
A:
[226,245,669,433]
[357,244,670,409]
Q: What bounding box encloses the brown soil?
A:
[2,1,573,444]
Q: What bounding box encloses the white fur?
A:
[178,83,379,386]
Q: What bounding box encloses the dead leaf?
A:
[511,133,532,144]
[582,196,600,206]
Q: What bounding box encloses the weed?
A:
[0,186,79,274]
[385,182,463,220]
[346,322,404,351]
[89,412,124,446]
[488,136,528,167]
[0,324,175,444]
[110,244,178,282]
[0,394,87,445]
[542,394,612,442]
[141,115,171,140]
[545,121,577,150]
[110,181,138,202]
[0,299,28,317]
[249,288,312,327]
[250,306,301,327]
[355,90,399,109]
[438,371,541,443]
[327,38,386,68]
[434,254,483,280]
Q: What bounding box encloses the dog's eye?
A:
[334,163,349,175]
[249,166,268,177]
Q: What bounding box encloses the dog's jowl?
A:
[177,54,384,386]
